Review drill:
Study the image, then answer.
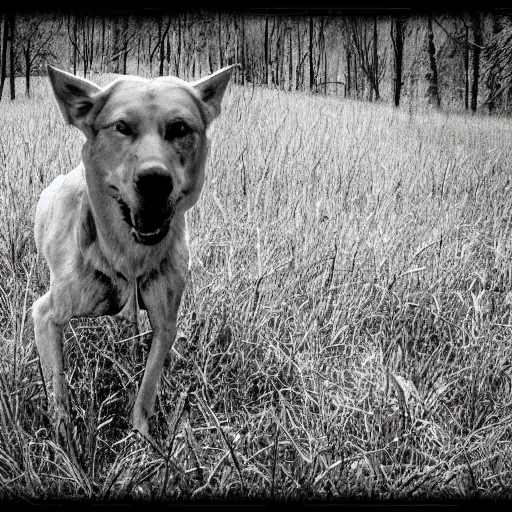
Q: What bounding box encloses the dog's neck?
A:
[77,164,188,283]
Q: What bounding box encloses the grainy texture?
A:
[0,75,512,500]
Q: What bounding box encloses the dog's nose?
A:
[134,165,173,197]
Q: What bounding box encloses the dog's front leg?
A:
[132,271,187,436]
[32,290,73,448]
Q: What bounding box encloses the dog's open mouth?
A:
[117,198,173,246]
[131,222,171,245]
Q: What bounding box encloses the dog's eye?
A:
[166,121,190,141]
[115,121,132,136]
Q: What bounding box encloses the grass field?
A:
[1,74,512,501]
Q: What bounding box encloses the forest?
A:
[1,8,512,114]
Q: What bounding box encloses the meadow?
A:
[1,73,512,501]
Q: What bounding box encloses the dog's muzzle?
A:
[118,197,174,246]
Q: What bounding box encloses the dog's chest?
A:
[90,269,144,317]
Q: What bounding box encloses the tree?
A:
[315,17,327,93]
[82,16,95,76]
[391,15,406,106]
[148,14,170,75]
[158,14,172,76]
[275,18,284,88]
[17,13,61,96]
[100,14,106,72]
[287,24,293,91]
[426,15,441,108]
[470,11,483,112]
[482,15,512,112]
[309,16,314,90]
[240,14,246,85]
[483,13,502,113]
[350,16,386,101]
[67,13,79,74]
[121,14,130,75]
[295,18,307,91]
[340,17,354,98]
[217,11,223,69]
[9,10,15,100]
[464,21,469,110]
[0,14,8,100]
[264,16,269,85]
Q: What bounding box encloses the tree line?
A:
[1,8,511,115]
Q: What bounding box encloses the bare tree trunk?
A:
[81,18,91,76]
[240,15,246,84]
[166,30,170,75]
[309,16,314,90]
[148,28,153,74]
[208,46,214,74]
[470,12,482,112]
[346,48,351,97]
[112,17,121,73]
[176,14,182,76]
[324,45,327,94]
[315,17,326,93]
[217,11,223,68]
[155,14,171,77]
[426,15,440,108]
[73,14,78,74]
[275,20,281,87]
[241,15,246,84]
[157,16,163,76]
[464,23,469,110]
[322,19,328,94]
[335,49,340,95]
[158,32,165,75]
[295,19,301,90]
[24,44,30,96]
[264,17,269,85]
[485,13,501,113]
[122,15,129,75]
[391,16,405,107]
[101,16,106,72]
[233,14,238,83]
[372,17,380,100]
[192,44,196,79]
[89,17,95,74]
[269,18,276,86]
[9,10,15,100]
[279,24,285,88]
[0,14,8,100]
[354,51,358,98]
[81,19,87,76]
[137,29,141,74]
[288,28,293,91]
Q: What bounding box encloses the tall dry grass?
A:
[0,75,512,501]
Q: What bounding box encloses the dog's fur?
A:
[33,65,236,440]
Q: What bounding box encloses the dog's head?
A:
[47,65,236,246]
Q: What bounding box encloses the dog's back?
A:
[34,166,86,263]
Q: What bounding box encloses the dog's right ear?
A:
[47,65,101,134]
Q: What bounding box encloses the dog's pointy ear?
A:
[191,64,239,124]
[47,65,101,134]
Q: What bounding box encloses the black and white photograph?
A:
[0,3,511,504]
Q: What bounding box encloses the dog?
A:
[32,64,236,443]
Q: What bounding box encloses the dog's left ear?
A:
[192,64,239,124]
